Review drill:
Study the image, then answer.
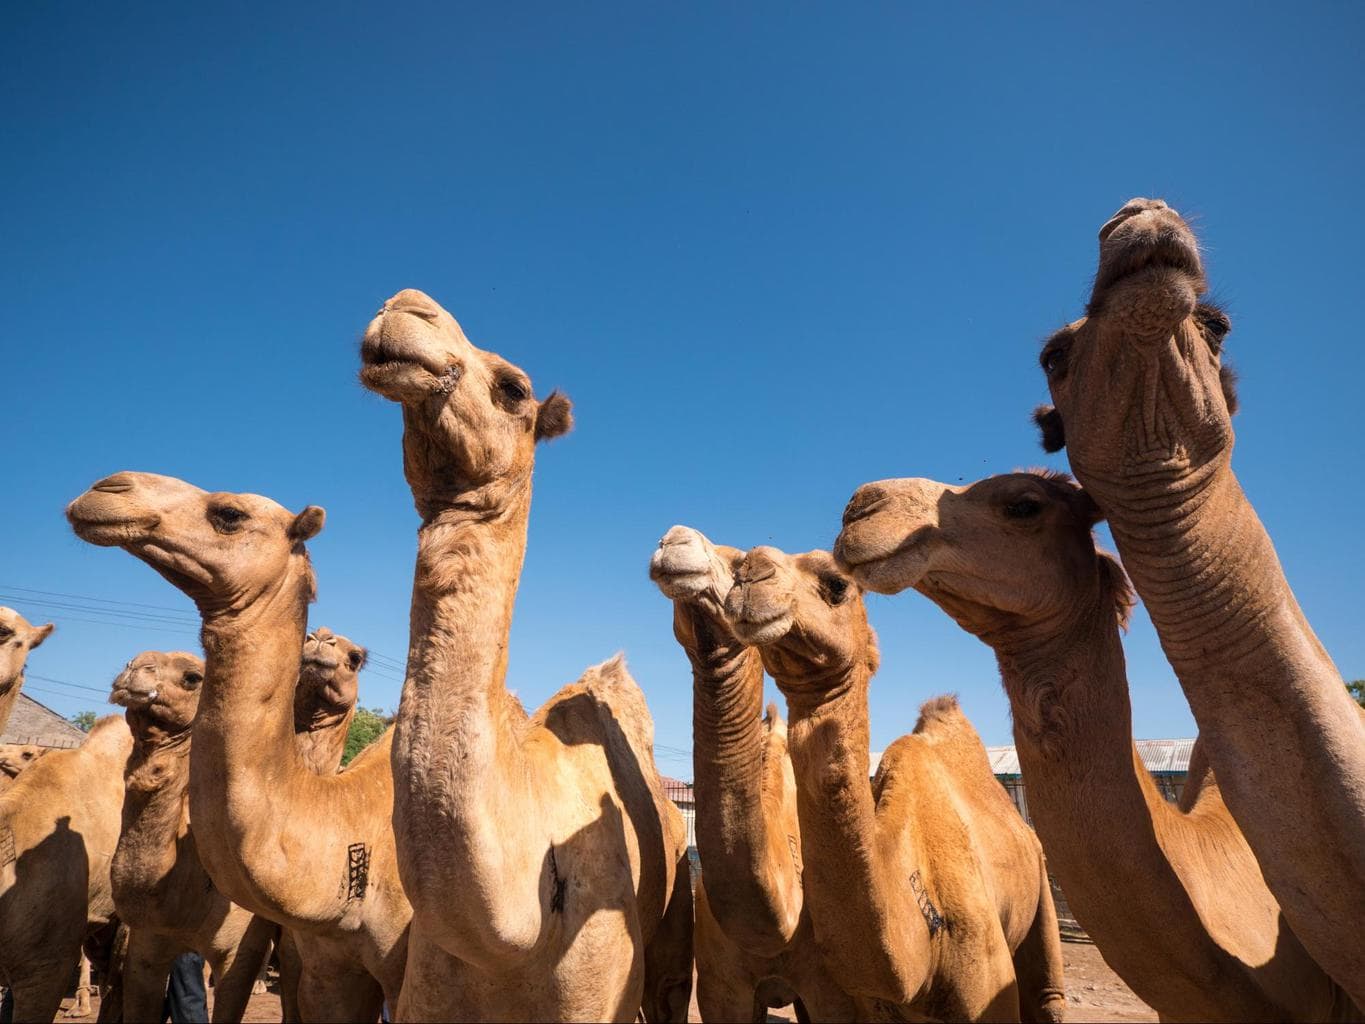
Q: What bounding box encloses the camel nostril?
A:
[92,473,136,494]
[843,487,885,527]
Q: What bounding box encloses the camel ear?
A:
[1033,405,1066,453]
[535,391,574,442]
[1219,364,1240,416]
[28,623,54,649]
[289,506,326,542]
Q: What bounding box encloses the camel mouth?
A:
[110,685,158,708]
[67,511,162,548]
[837,531,933,596]
[300,654,339,675]
[730,610,795,647]
[1094,209,1203,294]
[648,542,716,600]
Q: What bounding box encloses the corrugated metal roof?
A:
[987,739,1194,777]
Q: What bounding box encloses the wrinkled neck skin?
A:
[294,694,357,775]
[675,601,803,957]
[777,660,933,1004]
[114,715,200,928]
[191,561,381,931]
[991,593,1303,1021]
[1071,331,1365,999]
[394,472,546,965]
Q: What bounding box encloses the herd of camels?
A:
[1,198,1362,1023]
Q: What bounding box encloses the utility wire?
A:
[0,584,196,616]
[28,672,110,695]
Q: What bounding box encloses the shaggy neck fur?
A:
[780,661,934,1004]
[113,712,198,927]
[394,477,546,964]
[294,691,357,776]
[676,601,803,956]
[991,574,1336,1021]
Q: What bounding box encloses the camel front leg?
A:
[62,953,93,1017]
[641,849,694,1022]
[204,914,276,1024]
[1011,868,1066,1024]
[275,929,302,1024]
[8,958,79,1024]
[298,951,383,1024]
[122,928,180,1024]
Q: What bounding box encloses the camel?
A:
[0,607,54,737]
[67,473,412,1022]
[649,525,855,1022]
[0,714,131,1023]
[711,541,1066,1021]
[1030,197,1365,1000]
[108,649,277,1023]
[0,745,46,787]
[358,288,693,1021]
[295,627,366,775]
[835,470,1361,1022]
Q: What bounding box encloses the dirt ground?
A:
[57,938,1156,1022]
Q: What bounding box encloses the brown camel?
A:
[67,473,412,1021]
[650,525,855,1022]
[715,543,1066,1021]
[0,607,54,737]
[109,649,277,1023]
[294,627,366,776]
[1031,198,1365,999]
[836,471,1360,1022]
[0,714,131,1023]
[359,288,693,1021]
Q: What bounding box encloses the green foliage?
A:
[70,711,97,732]
[342,707,390,765]
[1348,680,1365,709]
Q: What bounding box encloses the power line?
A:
[28,673,110,695]
[0,583,197,616]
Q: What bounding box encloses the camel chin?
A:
[731,613,794,648]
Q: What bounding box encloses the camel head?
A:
[0,743,45,780]
[66,472,325,617]
[297,626,366,720]
[0,607,54,692]
[109,650,205,736]
[836,471,1134,641]
[723,546,878,704]
[358,289,573,515]
[1032,198,1239,480]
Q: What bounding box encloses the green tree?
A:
[70,711,97,732]
[342,707,390,765]
[1348,680,1365,709]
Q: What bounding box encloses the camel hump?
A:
[913,694,966,734]
[762,702,788,740]
[83,715,134,756]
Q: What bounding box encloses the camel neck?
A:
[293,703,356,775]
[680,603,803,954]
[392,477,543,961]
[0,674,22,737]
[114,719,196,925]
[781,662,932,1002]
[991,593,1287,1017]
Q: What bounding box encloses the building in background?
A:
[1,693,88,749]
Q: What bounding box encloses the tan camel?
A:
[278,626,371,1023]
[295,627,366,775]
[109,649,277,1022]
[0,714,131,1022]
[0,607,54,737]
[0,744,46,787]
[67,473,412,1021]
[835,470,1361,1022]
[713,543,1065,1021]
[359,288,693,1021]
[1031,198,1365,999]
[650,525,855,1022]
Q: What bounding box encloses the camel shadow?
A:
[0,817,91,1022]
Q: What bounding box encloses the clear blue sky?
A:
[4,3,1362,774]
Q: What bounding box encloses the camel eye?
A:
[183,671,203,689]
[0,627,12,642]
[347,651,364,671]
[209,506,249,533]
[1004,498,1044,520]
[498,378,529,403]
[824,576,850,604]
[1041,345,1068,377]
